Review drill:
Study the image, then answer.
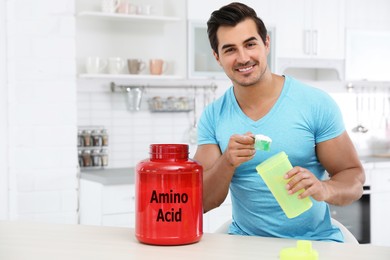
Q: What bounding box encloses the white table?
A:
[0,221,389,260]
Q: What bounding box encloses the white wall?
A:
[0,0,9,219]
[5,0,78,224]
[77,80,225,167]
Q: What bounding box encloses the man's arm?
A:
[286,131,365,206]
[193,134,255,212]
[317,131,365,205]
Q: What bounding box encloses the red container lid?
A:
[150,144,189,160]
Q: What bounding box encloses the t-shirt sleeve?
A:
[197,104,218,145]
[314,92,345,144]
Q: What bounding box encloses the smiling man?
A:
[193,2,365,242]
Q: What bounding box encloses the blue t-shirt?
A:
[197,76,344,242]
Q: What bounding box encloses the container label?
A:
[150,189,188,222]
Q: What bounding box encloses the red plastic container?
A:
[135,144,203,245]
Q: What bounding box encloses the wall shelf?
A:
[110,82,218,91]
[78,74,184,80]
[77,11,181,23]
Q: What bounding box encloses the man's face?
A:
[213,19,270,87]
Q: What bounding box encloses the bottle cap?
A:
[280,240,318,260]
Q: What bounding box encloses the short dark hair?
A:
[207,2,268,55]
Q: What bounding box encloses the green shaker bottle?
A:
[256,151,313,218]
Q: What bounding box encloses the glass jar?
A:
[78,150,84,167]
[91,130,102,147]
[91,149,102,167]
[77,130,84,147]
[82,149,92,167]
[100,148,108,167]
[82,130,92,147]
[101,129,108,146]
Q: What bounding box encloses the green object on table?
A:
[254,134,272,151]
[280,240,319,260]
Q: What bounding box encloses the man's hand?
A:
[284,167,330,202]
[223,133,256,168]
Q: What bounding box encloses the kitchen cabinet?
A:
[79,179,136,228]
[275,0,345,59]
[370,163,390,247]
[345,30,390,81]
[187,21,228,80]
[345,0,390,31]
[187,21,276,79]
[79,168,136,228]
[76,0,187,81]
[187,0,277,79]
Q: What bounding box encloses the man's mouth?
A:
[235,62,257,73]
[237,66,254,72]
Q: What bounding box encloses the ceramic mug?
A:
[101,0,119,13]
[137,4,153,15]
[117,0,129,14]
[127,59,146,74]
[85,56,107,74]
[149,59,167,75]
[108,57,126,74]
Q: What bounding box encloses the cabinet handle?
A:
[304,30,311,55]
[312,30,318,56]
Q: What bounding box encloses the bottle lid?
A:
[280,240,318,260]
[150,144,189,160]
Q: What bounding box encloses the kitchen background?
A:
[1,0,390,245]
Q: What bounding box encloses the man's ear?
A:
[213,50,222,66]
[265,35,271,55]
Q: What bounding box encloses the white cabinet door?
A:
[310,0,345,59]
[370,167,390,246]
[345,30,390,81]
[102,185,135,215]
[275,0,307,59]
[345,0,390,30]
[79,179,136,228]
[276,0,345,59]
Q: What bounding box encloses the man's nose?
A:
[236,48,250,64]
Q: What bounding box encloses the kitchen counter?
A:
[360,155,390,165]
[79,156,390,186]
[0,221,389,260]
[80,167,135,185]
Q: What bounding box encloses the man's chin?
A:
[233,77,259,87]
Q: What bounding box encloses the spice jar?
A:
[166,96,176,110]
[135,144,203,245]
[77,130,84,147]
[78,150,84,167]
[100,148,108,167]
[82,130,92,147]
[82,149,92,167]
[101,129,108,146]
[91,149,102,167]
[91,130,102,147]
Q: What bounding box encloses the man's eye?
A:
[225,48,234,53]
[247,42,257,47]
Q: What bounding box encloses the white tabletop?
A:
[0,221,389,260]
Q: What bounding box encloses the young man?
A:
[194,2,365,242]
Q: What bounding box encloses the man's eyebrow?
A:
[243,36,258,43]
[221,36,259,50]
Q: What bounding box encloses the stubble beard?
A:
[231,64,268,87]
